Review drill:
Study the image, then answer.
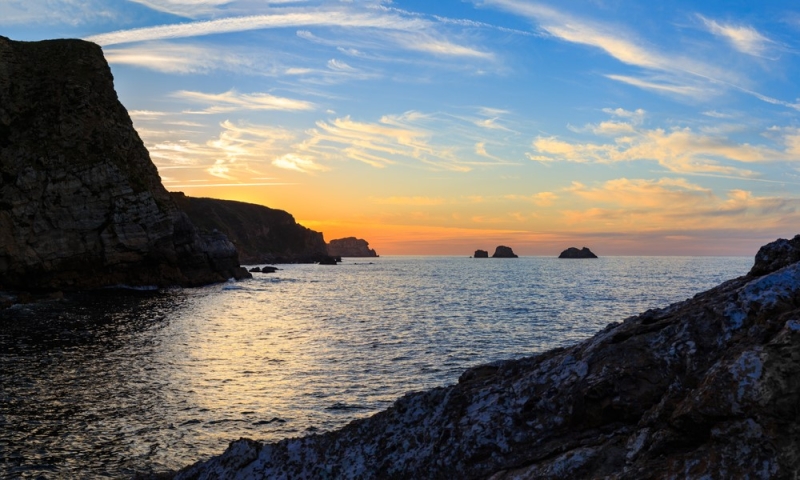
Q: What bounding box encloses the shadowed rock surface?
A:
[326,237,378,257]
[176,235,800,479]
[0,36,249,289]
[171,193,333,264]
[559,247,598,259]
[492,245,518,258]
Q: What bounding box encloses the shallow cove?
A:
[1,256,750,477]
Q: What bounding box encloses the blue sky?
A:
[3,0,800,255]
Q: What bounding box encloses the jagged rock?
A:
[176,237,800,479]
[474,249,489,258]
[0,36,250,289]
[749,234,800,277]
[492,245,518,258]
[327,237,378,257]
[171,193,329,264]
[559,246,598,258]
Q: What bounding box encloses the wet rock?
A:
[492,246,518,258]
[474,250,489,258]
[249,267,262,273]
[176,236,800,479]
[559,247,598,258]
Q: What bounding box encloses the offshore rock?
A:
[474,249,489,258]
[0,36,249,289]
[559,246,598,258]
[492,245,518,258]
[326,237,378,257]
[171,193,331,264]
[176,238,800,479]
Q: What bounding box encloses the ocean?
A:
[1,255,752,478]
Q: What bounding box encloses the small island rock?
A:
[473,250,489,258]
[327,237,378,257]
[559,247,598,259]
[492,246,518,258]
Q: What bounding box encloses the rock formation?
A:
[0,36,249,289]
[176,235,800,479]
[171,193,334,264]
[559,246,598,258]
[326,237,378,257]
[492,245,518,258]
[474,249,489,258]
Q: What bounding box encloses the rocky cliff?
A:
[326,237,378,257]
[0,36,249,289]
[171,193,332,264]
[176,235,800,479]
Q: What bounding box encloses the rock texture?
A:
[171,193,333,264]
[474,249,489,258]
[176,235,800,479]
[559,247,598,259]
[0,36,249,289]
[492,245,518,258]
[326,237,378,257]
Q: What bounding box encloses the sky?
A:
[3,0,800,256]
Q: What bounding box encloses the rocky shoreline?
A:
[175,235,800,479]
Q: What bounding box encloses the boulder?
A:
[559,247,598,258]
[176,236,800,479]
[327,237,378,257]
[0,36,250,289]
[249,267,262,273]
[492,246,518,258]
[473,249,489,258]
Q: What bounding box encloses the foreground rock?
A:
[326,237,378,257]
[0,36,249,289]
[559,246,598,258]
[171,193,334,264]
[176,235,800,479]
[492,245,518,258]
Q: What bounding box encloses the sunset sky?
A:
[4,0,800,255]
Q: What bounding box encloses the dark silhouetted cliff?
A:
[171,193,331,264]
[0,36,249,289]
[326,237,378,257]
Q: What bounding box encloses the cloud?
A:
[528,110,794,176]
[84,10,429,46]
[126,0,236,18]
[0,0,115,26]
[506,192,559,207]
[104,42,267,74]
[272,153,329,173]
[173,89,315,113]
[373,196,446,206]
[699,15,774,57]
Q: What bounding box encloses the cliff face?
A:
[326,237,378,257]
[171,193,330,264]
[177,235,800,479]
[0,36,249,289]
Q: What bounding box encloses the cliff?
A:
[171,193,331,264]
[326,237,378,257]
[0,36,249,289]
[177,235,800,479]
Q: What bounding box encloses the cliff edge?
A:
[0,36,249,289]
[177,235,800,479]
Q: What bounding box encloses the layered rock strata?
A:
[326,237,378,257]
[177,236,800,479]
[0,36,249,289]
[171,193,333,264]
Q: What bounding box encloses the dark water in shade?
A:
[1,256,751,478]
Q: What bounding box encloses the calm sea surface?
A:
[1,256,751,478]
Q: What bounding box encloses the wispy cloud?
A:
[373,196,446,206]
[272,153,329,173]
[85,10,429,46]
[104,42,267,74]
[699,15,774,57]
[173,89,315,113]
[126,0,236,18]
[0,0,115,26]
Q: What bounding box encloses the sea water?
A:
[0,256,751,477]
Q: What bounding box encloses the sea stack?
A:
[327,237,378,257]
[559,247,598,258]
[492,245,518,258]
[0,36,249,289]
[473,249,489,258]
